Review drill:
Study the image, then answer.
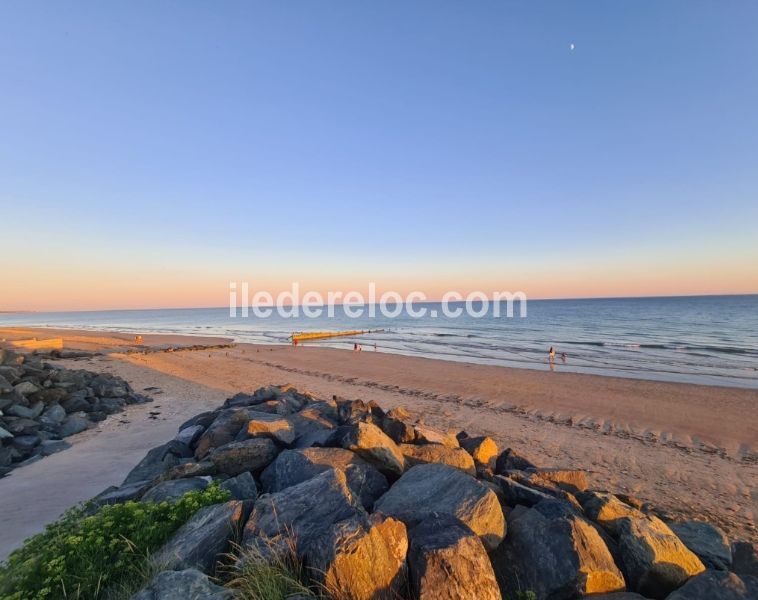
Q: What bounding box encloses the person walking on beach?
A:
[354,343,358,352]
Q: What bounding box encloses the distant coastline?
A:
[1,295,756,388]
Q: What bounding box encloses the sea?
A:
[1,295,757,389]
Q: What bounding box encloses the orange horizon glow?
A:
[2,260,757,312]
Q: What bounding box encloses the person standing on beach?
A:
[548,346,555,362]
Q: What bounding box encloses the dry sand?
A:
[0,327,756,560]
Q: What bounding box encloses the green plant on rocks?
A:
[0,484,229,600]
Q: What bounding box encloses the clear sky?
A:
[1,2,757,311]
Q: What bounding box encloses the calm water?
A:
[1,295,757,388]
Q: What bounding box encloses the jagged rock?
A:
[93,480,152,506]
[493,474,555,507]
[336,398,374,425]
[293,427,333,449]
[59,414,88,437]
[327,422,405,478]
[495,448,537,473]
[581,491,645,536]
[260,447,388,510]
[0,426,13,440]
[0,374,13,394]
[492,500,625,599]
[31,387,68,405]
[245,411,296,446]
[14,381,40,396]
[6,404,36,418]
[524,468,589,493]
[123,441,188,485]
[5,417,39,435]
[220,471,258,501]
[668,520,732,571]
[306,514,408,600]
[209,438,279,476]
[666,570,758,599]
[152,501,245,574]
[174,424,205,447]
[11,435,40,451]
[161,461,216,481]
[459,435,498,469]
[289,404,337,447]
[399,443,476,475]
[99,397,126,414]
[62,393,91,413]
[39,439,71,456]
[179,410,217,432]
[408,513,501,600]
[243,468,364,557]
[223,389,272,408]
[733,541,758,576]
[194,408,253,459]
[381,407,417,444]
[141,477,211,503]
[39,404,66,426]
[414,425,459,447]
[616,515,705,598]
[374,463,505,551]
[131,568,233,599]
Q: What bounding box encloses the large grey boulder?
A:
[581,491,645,536]
[374,463,505,551]
[38,404,67,426]
[209,438,280,476]
[380,406,417,444]
[399,443,476,475]
[408,513,501,600]
[616,515,705,598]
[220,471,258,501]
[194,408,252,459]
[492,500,625,599]
[668,520,732,571]
[131,568,233,599]
[328,422,405,478]
[141,477,210,503]
[413,425,459,447]
[58,414,88,437]
[152,501,245,574]
[495,447,537,473]
[458,435,498,470]
[242,468,364,558]
[14,381,40,396]
[733,541,758,577]
[123,441,187,485]
[493,474,555,507]
[306,514,408,600]
[92,480,153,506]
[244,411,296,446]
[666,570,758,599]
[260,447,388,510]
[524,468,589,493]
[174,424,205,447]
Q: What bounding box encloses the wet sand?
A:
[0,327,756,559]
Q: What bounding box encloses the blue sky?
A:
[1,2,757,309]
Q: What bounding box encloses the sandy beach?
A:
[0,326,756,560]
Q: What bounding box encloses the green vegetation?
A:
[0,484,229,600]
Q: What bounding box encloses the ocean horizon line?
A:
[3,291,757,315]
